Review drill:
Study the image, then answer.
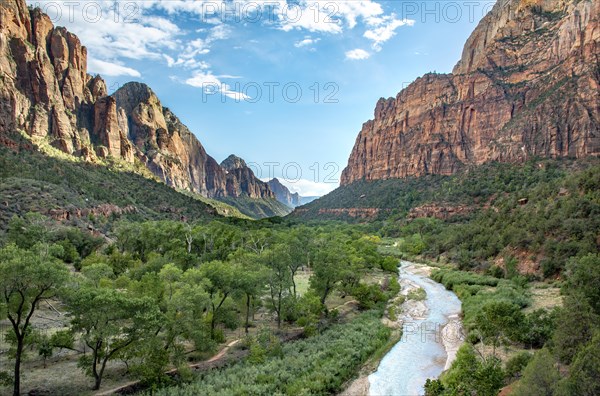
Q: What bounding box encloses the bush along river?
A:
[369,261,464,396]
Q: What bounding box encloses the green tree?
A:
[67,287,162,390]
[6,213,54,249]
[233,253,268,333]
[564,254,600,315]
[511,348,560,396]
[443,344,504,396]
[159,263,183,301]
[81,262,115,288]
[310,234,357,307]
[0,244,69,396]
[200,260,241,338]
[424,379,445,395]
[557,332,600,396]
[263,246,293,328]
[552,296,599,364]
[159,268,211,353]
[285,227,313,298]
[519,309,555,349]
[473,300,524,355]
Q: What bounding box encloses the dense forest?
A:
[0,213,399,395]
[1,157,599,395]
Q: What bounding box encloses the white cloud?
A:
[345,49,371,60]
[294,36,321,48]
[208,24,232,41]
[364,17,415,50]
[185,71,250,101]
[276,0,387,33]
[334,1,385,28]
[88,59,141,77]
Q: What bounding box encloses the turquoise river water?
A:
[369,261,463,396]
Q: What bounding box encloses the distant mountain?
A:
[0,0,284,219]
[267,178,320,209]
[219,156,291,218]
[268,178,300,208]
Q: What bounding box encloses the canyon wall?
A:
[341,0,599,185]
[0,0,270,200]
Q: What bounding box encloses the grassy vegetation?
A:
[293,159,594,220]
[0,136,287,225]
[151,311,390,396]
[176,190,251,219]
[217,196,291,219]
[407,287,426,301]
[0,144,221,235]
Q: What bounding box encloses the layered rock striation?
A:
[267,178,301,208]
[0,0,271,200]
[341,0,600,185]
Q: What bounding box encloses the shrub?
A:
[505,352,533,381]
[151,311,390,396]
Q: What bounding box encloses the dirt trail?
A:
[95,339,241,396]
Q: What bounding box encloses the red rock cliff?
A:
[0,0,271,200]
[341,0,600,185]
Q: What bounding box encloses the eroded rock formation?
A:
[341,0,600,185]
[0,0,271,200]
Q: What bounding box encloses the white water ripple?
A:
[369,261,463,396]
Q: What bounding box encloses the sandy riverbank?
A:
[441,314,464,370]
[339,263,464,396]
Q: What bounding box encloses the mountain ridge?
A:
[0,0,279,218]
[341,0,599,186]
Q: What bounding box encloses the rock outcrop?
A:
[221,155,274,199]
[268,178,301,208]
[112,82,229,197]
[0,0,272,201]
[341,0,600,185]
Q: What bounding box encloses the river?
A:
[368,261,463,396]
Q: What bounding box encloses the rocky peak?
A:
[221,154,247,171]
[268,178,300,208]
[218,155,274,199]
[341,0,599,186]
[112,82,156,114]
[0,0,275,203]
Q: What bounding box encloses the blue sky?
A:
[29,0,494,196]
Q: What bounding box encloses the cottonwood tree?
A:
[129,268,211,384]
[200,260,242,338]
[473,300,524,356]
[263,246,293,328]
[310,235,355,307]
[284,228,314,298]
[231,253,268,333]
[0,244,69,396]
[67,287,162,390]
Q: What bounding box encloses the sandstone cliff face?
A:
[111,82,229,198]
[267,178,301,208]
[341,0,600,185]
[0,0,134,162]
[0,0,272,201]
[221,155,274,199]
